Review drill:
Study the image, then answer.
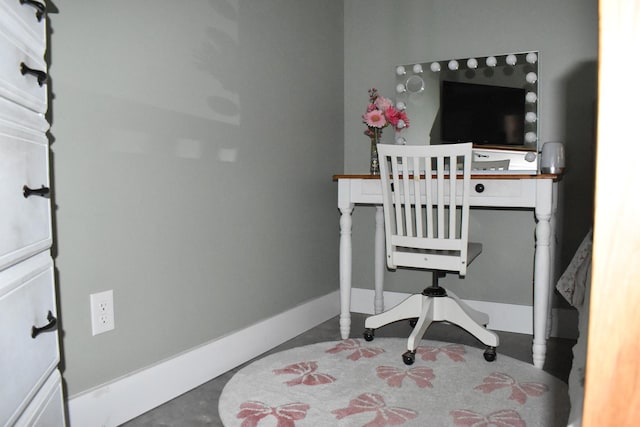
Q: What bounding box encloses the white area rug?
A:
[219,338,569,426]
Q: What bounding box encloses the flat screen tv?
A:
[440,80,525,146]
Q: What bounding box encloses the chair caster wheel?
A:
[483,347,497,362]
[402,350,416,365]
[363,329,375,342]
[409,318,418,328]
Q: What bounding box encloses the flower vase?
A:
[370,135,380,175]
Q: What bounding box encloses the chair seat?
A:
[467,242,482,264]
[391,242,482,273]
[395,242,482,262]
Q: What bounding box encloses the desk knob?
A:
[475,183,485,193]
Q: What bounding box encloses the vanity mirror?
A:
[394,52,539,157]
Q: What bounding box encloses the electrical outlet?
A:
[90,290,115,335]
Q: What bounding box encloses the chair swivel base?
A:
[363,333,497,365]
[363,290,500,365]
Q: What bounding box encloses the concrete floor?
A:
[122,313,575,427]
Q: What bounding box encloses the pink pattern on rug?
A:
[376,366,435,388]
[326,339,385,361]
[236,401,310,427]
[450,409,525,427]
[273,361,336,386]
[331,393,418,427]
[474,372,549,404]
[416,343,467,362]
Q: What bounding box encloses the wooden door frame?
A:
[583,1,640,425]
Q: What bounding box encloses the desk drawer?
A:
[0,0,47,45]
[0,0,47,113]
[0,95,49,132]
[357,178,537,208]
[0,106,51,271]
[0,252,59,427]
[14,370,65,427]
[470,179,537,207]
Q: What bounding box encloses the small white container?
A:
[540,142,565,174]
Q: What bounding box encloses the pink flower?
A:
[385,107,410,131]
[364,128,376,138]
[363,109,387,128]
[363,88,409,143]
[375,96,393,111]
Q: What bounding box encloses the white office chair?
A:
[363,142,499,365]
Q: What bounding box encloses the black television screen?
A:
[440,80,525,146]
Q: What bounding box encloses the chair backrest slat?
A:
[377,143,473,275]
[390,155,404,236]
[424,159,434,239]
[436,156,445,238]
[411,156,424,238]
[448,155,457,239]
[400,156,413,237]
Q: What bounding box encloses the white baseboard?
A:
[349,288,577,339]
[66,291,340,427]
[66,287,577,426]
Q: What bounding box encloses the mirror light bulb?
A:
[525,132,537,143]
[395,66,406,76]
[526,92,538,103]
[412,64,423,74]
[526,52,538,64]
[396,83,406,94]
[526,72,538,84]
[486,56,497,67]
[506,54,517,65]
[466,58,478,69]
[448,60,459,70]
[396,119,407,129]
[395,136,407,145]
[525,112,537,123]
[395,101,406,111]
[430,62,441,72]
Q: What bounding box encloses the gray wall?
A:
[49,0,597,399]
[50,1,344,396]
[344,0,598,303]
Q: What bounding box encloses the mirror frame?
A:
[394,51,539,153]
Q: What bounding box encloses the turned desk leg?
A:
[546,184,559,339]
[339,205,354,339]
[374,206,385,314]
[533,180,553,368]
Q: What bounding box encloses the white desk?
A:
[334,173,559,368]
